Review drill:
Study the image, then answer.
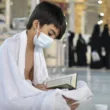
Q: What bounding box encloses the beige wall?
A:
[75,3,86,33]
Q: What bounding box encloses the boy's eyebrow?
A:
[50,29,57,36]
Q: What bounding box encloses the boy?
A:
[0,1,79,110]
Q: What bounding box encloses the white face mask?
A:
[34,24,54,48]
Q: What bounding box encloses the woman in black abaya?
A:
[89,24,103,69]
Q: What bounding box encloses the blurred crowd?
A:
[67,24,110,69]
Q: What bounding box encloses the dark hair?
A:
[26,1,66,39]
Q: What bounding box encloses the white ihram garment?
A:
[0,30,93,110]
[0,30,70,110]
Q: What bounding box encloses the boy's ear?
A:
[33,20,39,29]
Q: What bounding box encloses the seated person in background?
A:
[0,1,79,110]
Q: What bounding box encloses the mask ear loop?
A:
[36,23,40,38]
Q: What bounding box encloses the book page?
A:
[45,73,77,81]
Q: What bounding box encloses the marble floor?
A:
[48,67,110,110]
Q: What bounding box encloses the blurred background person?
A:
[76,33,87,67]
[68,31,75,67]
[101,24,110,69]
[89,24,103,69]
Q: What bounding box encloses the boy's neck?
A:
[26,29,35,50]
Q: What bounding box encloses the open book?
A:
[44,73,77,90]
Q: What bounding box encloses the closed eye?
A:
[48,29,57,38]
[48,32,53,36]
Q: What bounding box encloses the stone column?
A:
[75,1,86,33]
[69,0,75,32]
[5,0,11,28]
[102,0,110,24]
[100,0,110,30]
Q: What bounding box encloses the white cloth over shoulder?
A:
[61,81,93,103]
[0,30,70,110]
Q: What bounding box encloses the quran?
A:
[45,73,77,90]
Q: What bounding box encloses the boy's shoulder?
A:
[7,32,20,42]
[4,31,24,45]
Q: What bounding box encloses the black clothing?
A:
[68,31,75,67]
[76,34,87,66]
[101,24,110,69]
[89,24,103,69]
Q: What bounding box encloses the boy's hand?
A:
[70,103,79,110]
[34,84,48,91]
[62,95,79,110]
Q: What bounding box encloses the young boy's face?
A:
[38,24,60,39]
